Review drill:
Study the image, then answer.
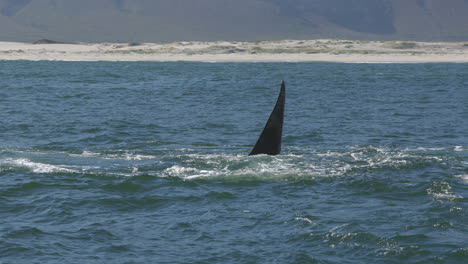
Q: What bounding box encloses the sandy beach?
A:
[1,39,468,62]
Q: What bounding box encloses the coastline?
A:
[1,39,468,63]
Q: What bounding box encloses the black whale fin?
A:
[249,81,285,156]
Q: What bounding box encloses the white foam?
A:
[430,192,463,200]
[2,145,460,181]
[74,150,156,160]
[119,153,155,161]
[316,151,347,157]
[427,182,463,200]
[454,146,465,152]
[164,146,418,180]
[1,158,77,173]
[413,147,446,151]
[350,153,361,160]
[455,174,468,184]
[162,153,334,180]
[164,165,199,176]
[294,217,315,224]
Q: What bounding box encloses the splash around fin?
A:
[249,81,285,156]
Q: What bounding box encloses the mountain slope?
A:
[1,0,468,42]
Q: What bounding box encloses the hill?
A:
[1,0,468,42]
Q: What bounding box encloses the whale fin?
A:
[249,81,285,156]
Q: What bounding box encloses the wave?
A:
[426,182,463,201]
[0,158,78,174]
[71,150,157,161]
[0,145,465,181]
[455,174,468,184]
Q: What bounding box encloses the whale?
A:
[249,81,285,156]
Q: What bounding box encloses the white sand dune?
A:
[1,39,468,62]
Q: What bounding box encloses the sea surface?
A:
[0,61,467,264]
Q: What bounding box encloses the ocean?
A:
[0,61,467,263]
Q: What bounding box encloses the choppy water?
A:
[0,61,467,263]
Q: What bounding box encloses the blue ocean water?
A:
[0,61,467,263]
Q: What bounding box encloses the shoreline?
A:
[1,39,468,63]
